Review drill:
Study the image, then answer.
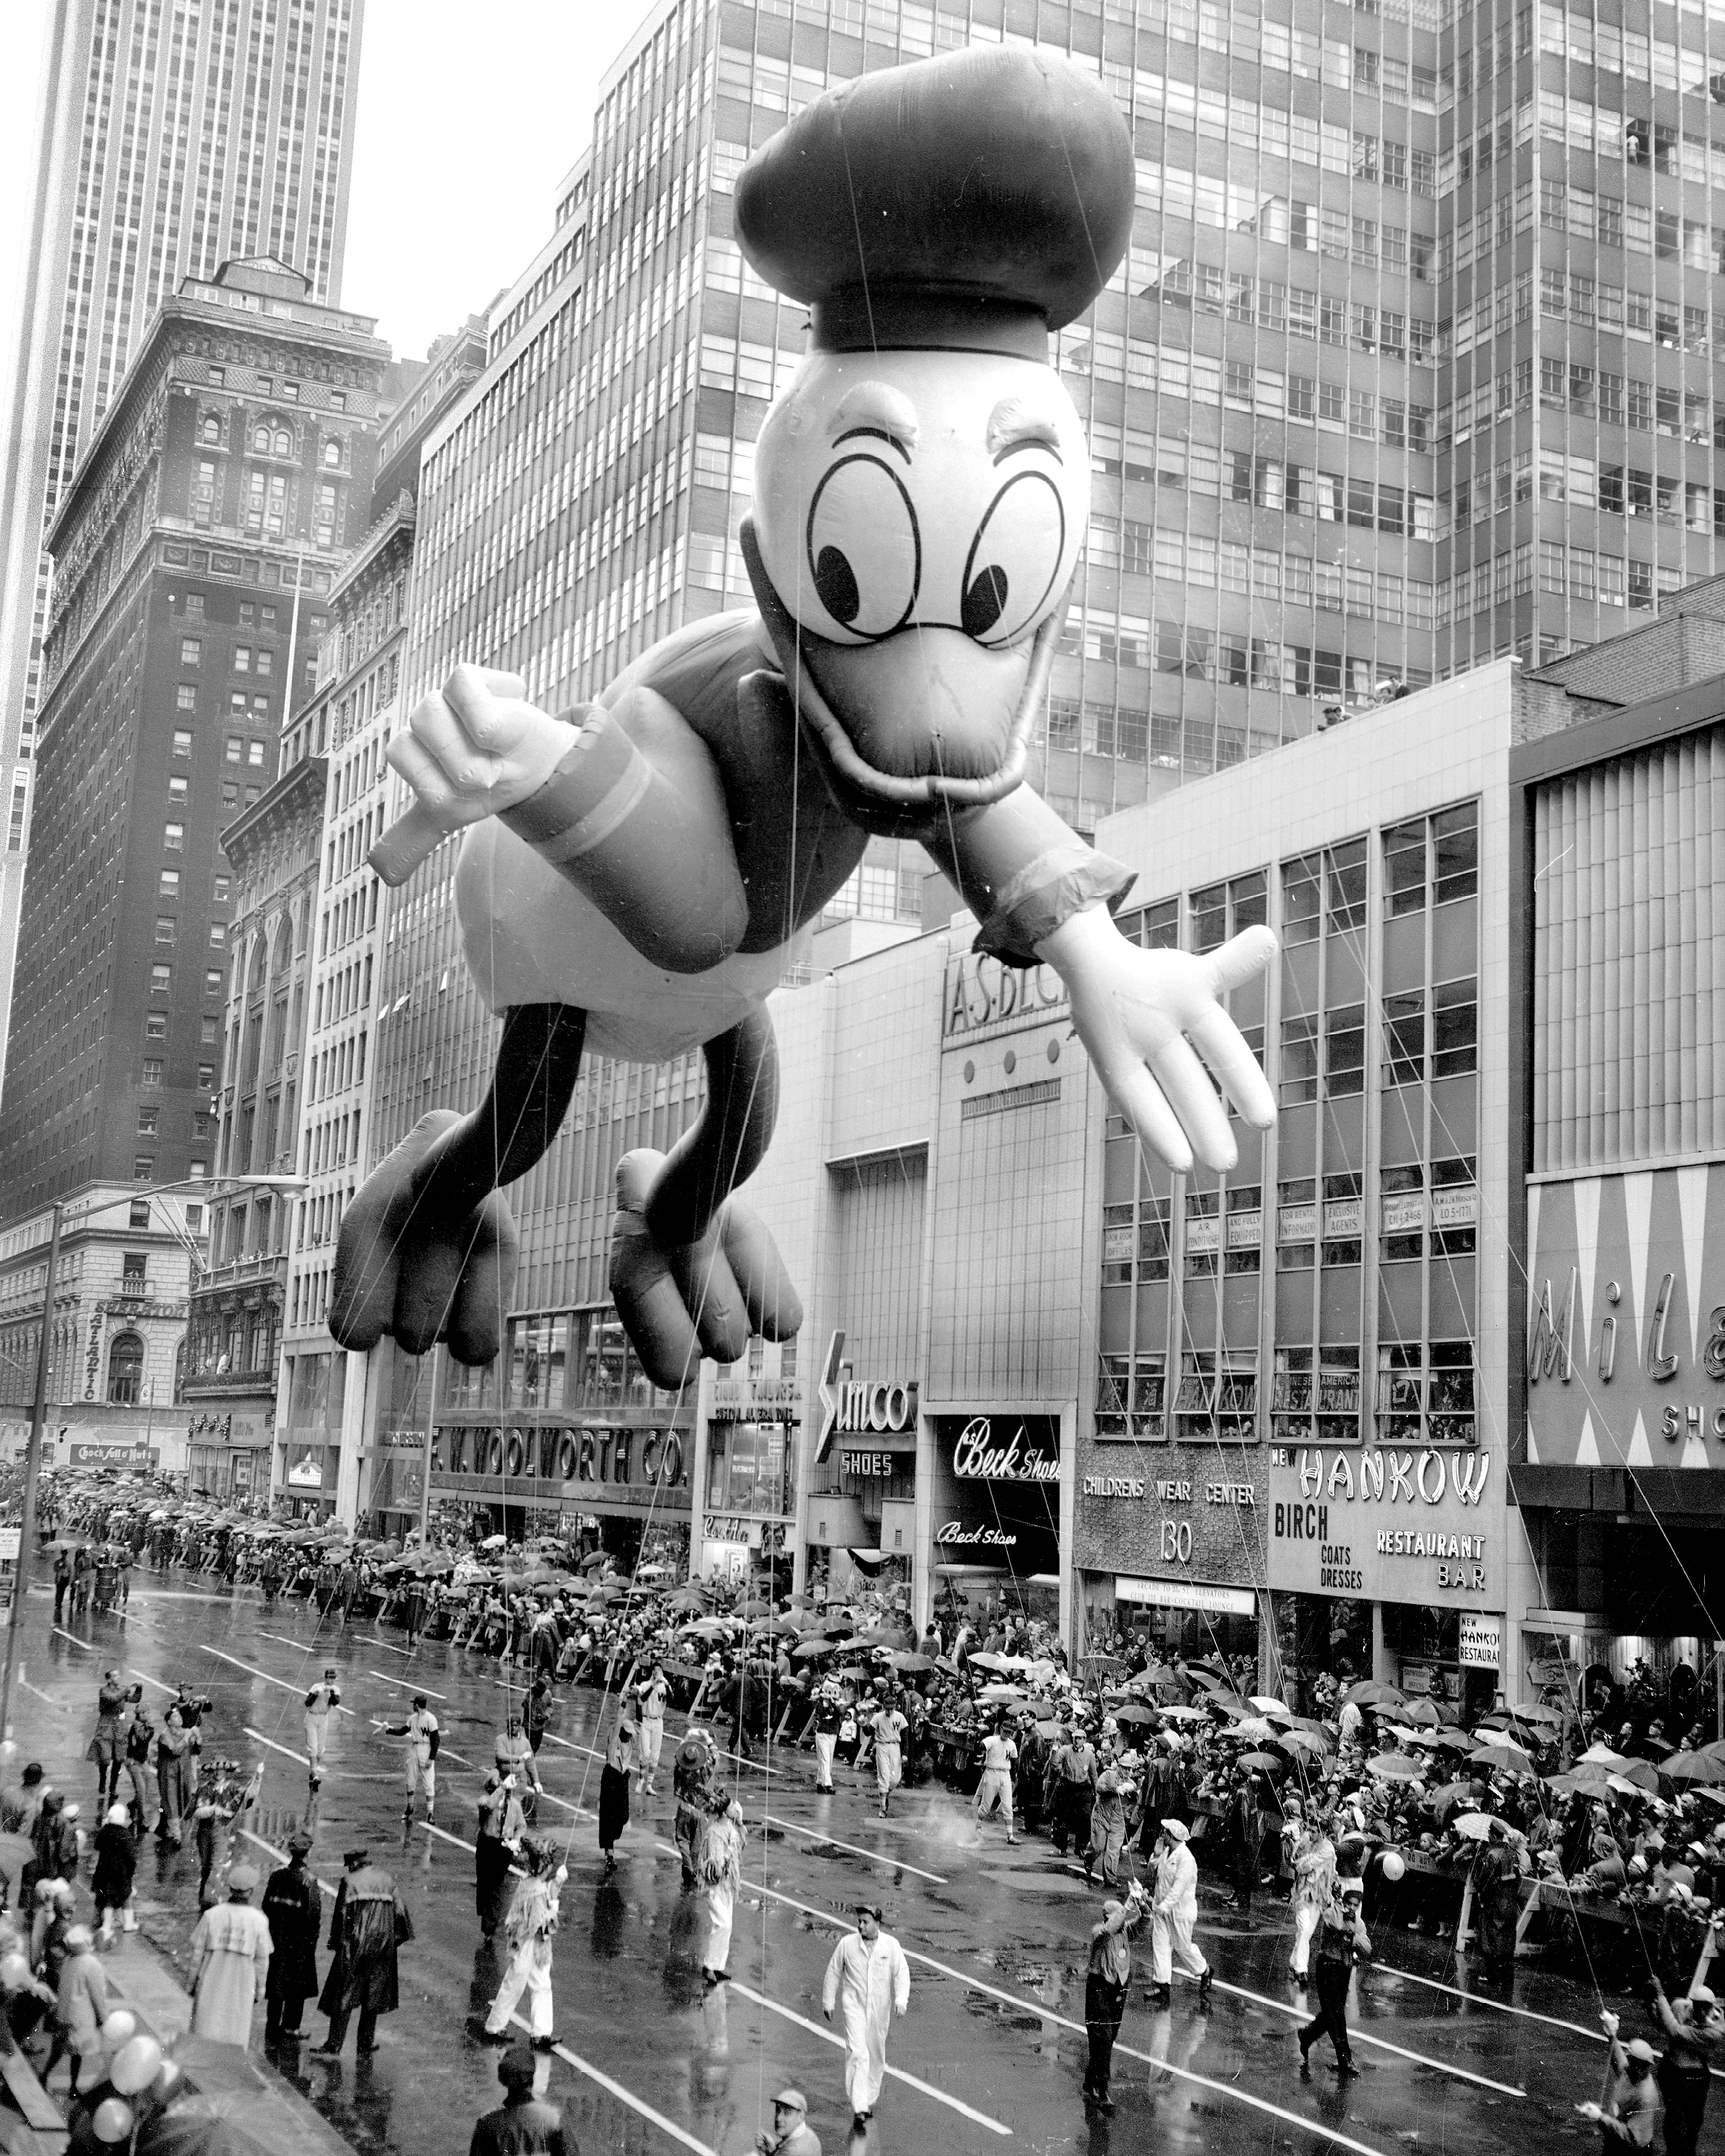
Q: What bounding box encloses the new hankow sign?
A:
[1268,1444,1499,1606]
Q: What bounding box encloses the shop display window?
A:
[1095,1353,1166,1439]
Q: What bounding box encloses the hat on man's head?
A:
[342,1847,368,1869]
[228,1865,259,1895]
[773,2090,809,2115]
[734,44,1136,359]
[1160,1819,1190,1842]
[1626,2039,1657,2064]
[288,1830,314,1857]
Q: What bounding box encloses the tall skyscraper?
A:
[0,255,389,1224]
[0,0,364,1084]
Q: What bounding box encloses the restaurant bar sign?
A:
[1267,1444,1499,1605]
[1524,1164,1725,1469]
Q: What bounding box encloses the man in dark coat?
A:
[469,2044,570,2156]
[262,1830,322,2045]
[312,1847,412,2058]
[1228,1773,1271,1912]
[1472,1818,1524,1966]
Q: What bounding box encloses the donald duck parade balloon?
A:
[331,43,1277,1386]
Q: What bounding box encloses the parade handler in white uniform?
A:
[1147,1819,1213,2006]
[822,1904,911,2128]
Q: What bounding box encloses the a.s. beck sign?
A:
[934,1412,1062,1576]
[1268,1445,1498,1605]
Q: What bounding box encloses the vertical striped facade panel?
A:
[828,1153,927,1381]
[1532,722,1725,1174]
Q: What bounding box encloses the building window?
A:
[180,638,202,667]
[140,1059,163,1087]
[129,1199,152,1229]
[234,646,252,673]
[176,684,197,713]
[172,729,193,756]
[106,1332,145,1404]
[1324,1003,1366,1095]
[208,922,226,948]
[1325,838,1368,931]
[144,1014,167,1042]
[164,821,185,852]
[225,736,243,763]
[247,740,265,767]
[132,1156,155,1184]
[1433,803,1478,902]
[1282,852,1322,941]
[168,776,188,806]
[204,969,224,998]
[322,440,341,468]
[1280,1012,1319,1104]
[1382,990,1425,1084]
[137,1106,159,1136]
[159,870,180,900]
[155,916,176,946]
[1095,1353,1167,1439]
[150,965,172,995]
[1432,977,1478,1076]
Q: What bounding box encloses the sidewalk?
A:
[101,1934,351,2156]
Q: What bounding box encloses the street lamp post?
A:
[0,1172,305,1748]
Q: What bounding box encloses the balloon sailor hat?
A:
[735,46,1136,825]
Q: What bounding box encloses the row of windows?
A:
[1280,981,1478,1101]
[177,596,286,632]
[1095,1340,1476,1445]
[1127,172,1436,280]
[149,965,226,1000]
[1438,545,1669,621]
[170,728,268,765]
[198,411,346,467]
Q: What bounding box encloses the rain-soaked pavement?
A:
[12,1580,1637,2156]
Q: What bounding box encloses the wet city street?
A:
[12,1578,1647,2156]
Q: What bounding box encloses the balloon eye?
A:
[805,456,919,640]
[814,546,860,627]
[962,471,1067,647]
[962,565,1009,639]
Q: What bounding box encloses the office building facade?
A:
[0,0,364,1085]
[0,257,387,1225]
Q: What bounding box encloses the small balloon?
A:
[1381,1849,1407,1882]
[111,2032,163,2093]
[100,2008,138,2049]
[0,1953,30,1991]
[92,2098,134,2145]
[152,2058,184,2101]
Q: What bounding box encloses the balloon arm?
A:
[918,782,1135,967]
[369,801,449,887]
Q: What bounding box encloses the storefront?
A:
[275,1350,345,1519]
[694,1364,801,1588]
[1517,1156,1725,1710]
[926,1407,1067,1626]
[1267,1439,1503,1716]
[804,1333,920,1597]
[1080,1457,1269,1672]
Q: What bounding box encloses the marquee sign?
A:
[1524,1164,1725,1468]
[1267,1444,1499,1605]
[815,1330,919,1461]
[933,1412,1062,1575]
[951,1415,1060,1483]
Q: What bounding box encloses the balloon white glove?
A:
[1035,906,1277,1173]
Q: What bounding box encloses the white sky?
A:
[0,0,658,391]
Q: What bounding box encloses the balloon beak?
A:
[801,626,1031,787]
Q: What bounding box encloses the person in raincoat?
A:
[154,1708,191,1846]
[673,1724,722,1888]
[476,1773,527,1940]
[47,1924,106,2095]
[696,1792,745,1986]
[598,1714,638,1871]
[91,1804,137,1945]
[262,1831,322,2045]
[821,1904,910,2129]
[1473,1817,1527,1966]
[313,1848,413,2058]
[188,1864,272,2047]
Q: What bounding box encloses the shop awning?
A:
[1115,1576,1256,1617]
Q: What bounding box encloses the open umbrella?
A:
[1453,1812,1524,1843]
[966,1651,1013,1674]
[1609,1768,1660,1797]
[890,1651,934,1673]
[1689,1786,1725,1812]
[978,1684,1026,1704]
[1225,1717,1277,1742]
[1508,1703,1565,1726]
[1236,1751,1287,1773]
[1399,1700,1443,1728]
[1248,1696,1294,1722]
[1272,1729,1328,1759]
[1157,1704,1208,1723]
[1428,1779,1481,1821]
[1186,1668,1230,1694]
[1110,1704,1159,1726]
[1366,1753,1425,1782]
[1471,1741,1535,1774]
[1663,1752,1725,1786]
[1430,1728,1476,1752]
[1343,1681,1407,1709]
[1544,1768,1615,1799]
[1578,1742,1628,1768]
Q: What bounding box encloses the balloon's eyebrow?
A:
[827,382,919,458]
[987,397,1062,464]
